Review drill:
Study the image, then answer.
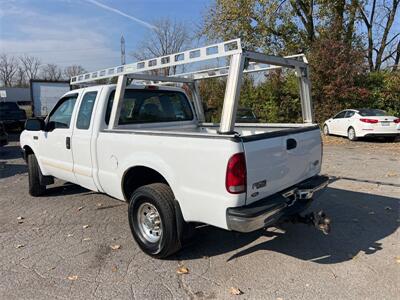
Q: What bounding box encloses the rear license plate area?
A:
[381,121,390,126]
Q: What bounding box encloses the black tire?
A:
[27,154,46,196]
[347,127,357,141]
[323,124,329,136]
[385,136,397,143]
[128,183,182,258]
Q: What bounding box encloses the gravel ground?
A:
[0,134,399,300]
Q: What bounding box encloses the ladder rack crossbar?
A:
[169,54,306,80]
[71,39,242,85]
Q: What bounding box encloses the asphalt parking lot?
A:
[1,134,399,300]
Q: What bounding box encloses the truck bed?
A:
[111,122,318,139]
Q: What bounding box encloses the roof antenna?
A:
[120,34,126,65]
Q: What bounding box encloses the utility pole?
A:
[121,34,126,65]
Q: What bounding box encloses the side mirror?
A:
[25,118,45,131]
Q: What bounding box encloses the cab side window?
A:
[76,91,98,129]
[333,111,346,119]
[48,95,78,129]
[345,111,355,118]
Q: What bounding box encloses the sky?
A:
[0,0,211,71]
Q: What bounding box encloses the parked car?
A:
[236,108,259,123]
[323,108,400,141]
[0,122,8,147]
[0,102,27,131]
[20,40,330,258]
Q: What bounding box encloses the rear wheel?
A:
[27,154,46,196]
[323,125,329,136]
[385,136,397,143]
[128,183,182,258]
[347,127,357,141]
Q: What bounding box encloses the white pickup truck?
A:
[20,39,330,258]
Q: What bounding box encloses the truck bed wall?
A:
[96,131,246,229]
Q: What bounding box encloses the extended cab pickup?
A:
[20,39,329,258]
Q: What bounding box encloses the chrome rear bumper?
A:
[226,175,329,232]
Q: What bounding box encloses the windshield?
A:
[357,109,387,116]
[0,102,19,111]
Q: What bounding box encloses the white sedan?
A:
[323,109,400,141]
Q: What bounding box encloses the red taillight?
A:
[226,153,246,194]
[394,118,400,124]
[360,118,378,124]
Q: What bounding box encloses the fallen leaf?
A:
[111,265,118,272]
[83,237,91,241]
[177,266,189,274]
[96,203,103,207]
[276,298,284,300]
[82,225,89,229]
[67,275,78,281]
[386,171,398,177]
[15,244,24,249]
[77,206,84,211]
[17,216,24,220]
[110,244,121,250]
[396,256,400,264]
[229,287,243,295]
[67,233,74,237]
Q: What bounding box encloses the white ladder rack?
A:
[71,39,242,85]
[70,38,313,133]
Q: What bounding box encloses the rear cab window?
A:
[105,89,193,125]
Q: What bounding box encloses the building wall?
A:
[0,87,31,104]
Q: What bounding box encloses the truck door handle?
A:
[66,137,71,149]
[286,138,297,150]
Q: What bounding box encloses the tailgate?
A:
[242,125,322,205]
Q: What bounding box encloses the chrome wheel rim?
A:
[137,202,162,243]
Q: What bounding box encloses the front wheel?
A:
[347,127,357,141]
[128,183,182,258]
[27,154,46,196]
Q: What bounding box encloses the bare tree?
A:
[131,18,191,75]
[19,55,41,82]
[392,39,400,70]
[0,54,19,87]
[64,65,86,78]
[359,0,400,71]
[15,65,28,87]
[42,63,63,81]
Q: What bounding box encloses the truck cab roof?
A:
[67,84,186,96]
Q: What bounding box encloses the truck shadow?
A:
[0,145,23,160]
[176,187,399,264]
[0,162,27,179]
[45,182,91,197]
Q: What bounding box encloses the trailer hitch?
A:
[290,211,331,235]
